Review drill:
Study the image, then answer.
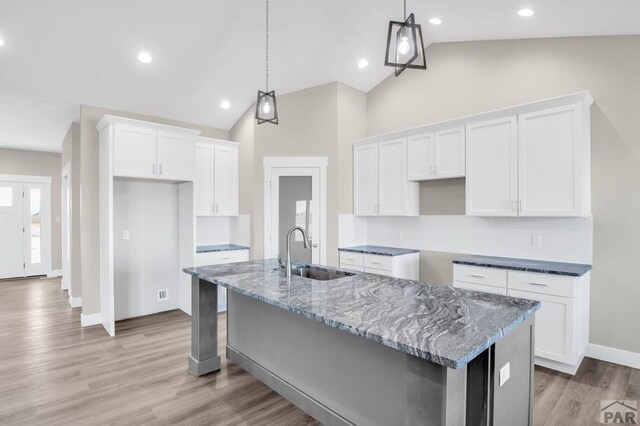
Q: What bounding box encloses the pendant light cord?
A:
[265,0,269,92]
[403,0,406,20]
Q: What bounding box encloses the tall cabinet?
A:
[195,138,240,216]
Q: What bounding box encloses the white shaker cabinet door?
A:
[195,143,215,215]
[113,124,157,179]
[466,116,518,216]
[157,131,195,181]
[378,137,407,216]
[213,143,239,216]
[353,142,379,216]
[407,132,435,180]
[518,104,583,216]
[434,126,465,179]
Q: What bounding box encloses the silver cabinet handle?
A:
[371,261,382,265]
[470,274,484,278]
[159,164,163,175]
[211,204,215,213]
[152,163,156,174]
[215,204,219,214]
[529,282,548,287]
[220,257,230,261]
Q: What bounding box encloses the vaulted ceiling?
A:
[1,0,639,152]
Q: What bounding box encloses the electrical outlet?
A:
[499,362,510,387]
[123,230,130,240]
[396,229,403,239]
[157,289,169,301]
[531,234,542,247]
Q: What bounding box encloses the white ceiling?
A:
[0,0,639,152]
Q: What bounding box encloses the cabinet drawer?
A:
[364,254,393,271]
[365,267,393,277]
[340,263,364,273]
[454,281,506,296]
[195,250,249,266]
[340,252,364,267]
[508,271,575,298]
[453,265,507,288]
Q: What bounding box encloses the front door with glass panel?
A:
[269,168,321,264]
[0,179,51,279]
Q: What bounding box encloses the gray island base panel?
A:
[183,260,539,425]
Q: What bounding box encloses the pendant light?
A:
[255,0,278,125]
[384,0,427,76]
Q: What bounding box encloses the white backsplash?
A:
[339,214,592,264]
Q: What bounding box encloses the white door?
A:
[213,144,239,216]
[407,132,435,180]
[157,131,195,181]
[62,169,71,290]
[466,116,518,216]
[379,137,407,216]
[509,289,574,364]
[518,104,582,216]
[113,124,157,179]
[195,143,215,215]
[268,168,321,264]
[353,143,379,216]
[23,183,51,277]
[0,182,25,279]
[434,126,465,179]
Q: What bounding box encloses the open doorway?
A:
[263,157,327,265]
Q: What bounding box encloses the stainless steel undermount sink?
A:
[290,266,355,281]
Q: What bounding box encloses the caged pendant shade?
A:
[384,0,427,76]
[255,0,279,125]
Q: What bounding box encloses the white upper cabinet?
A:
[102,116,198,182]
[113,124,158,179]
[195,138,240,216]
[408,127,465,181]
[466,116,518,216]
[353,142,379,216]
[518,104,585,216]
[157,131,196,181]
[353,138,418,216]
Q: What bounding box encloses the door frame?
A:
[263,157,327,265]
[61,163,72,291]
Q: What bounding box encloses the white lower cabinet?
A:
[339,251,419,280]
[195,249,249,312]
[453,264,590,375]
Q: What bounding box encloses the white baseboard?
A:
[48,269,63,278]
[587,343,640,370]
[69,295,82,308]
[81,312,101,327]
[535,356,582,375]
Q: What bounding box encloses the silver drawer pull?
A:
[371,261,382,265]
[220,257,230,260]
[529,282,548,287]
[470,274,484,278]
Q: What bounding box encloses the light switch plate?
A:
[531,234,542,247]
[499,362,510,387]
[123,230,130,240]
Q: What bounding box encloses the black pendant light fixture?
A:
[384,0,427,76]
[255,0,278,125]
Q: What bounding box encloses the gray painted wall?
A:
[61,122,82,298]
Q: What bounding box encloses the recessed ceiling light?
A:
[357,59,369,69]
[0,37,5,47]
[220,100,231,109]
[429,18,442,25]
[137,51,152,64]
[517,8,535,17]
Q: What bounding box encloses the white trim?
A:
[199,136,239,148]
[47,269,63,278]
[535,356,582,376]
[263,157,328,168]
[586,343,640,370]
[81,312,102,327]
[69,295,82,308]
[61,163,71,291]
[0,174,52,184]
[96,115,202,136]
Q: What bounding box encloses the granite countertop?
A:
[453,255,591,277]
[183,259,540,369]
[339,245,419,256]
[196,244,250,254]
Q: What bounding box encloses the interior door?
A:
[353,143,379,216]
[378,137,407,215]
[195,143,215,215]
[269,168,320,264]
[466,116,518,216]
[157,131,195,181]
[213,143,239,216]
[113,124,157,179]
[0,182,25,279]
[23,182,51,276]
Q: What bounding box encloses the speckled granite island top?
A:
[339,245,419,256]
[196,244,250,253]
[184,259,540,369]
[454,255,591,277]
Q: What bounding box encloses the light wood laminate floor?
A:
[0,277,637,425]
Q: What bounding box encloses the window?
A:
[30,188,41,264]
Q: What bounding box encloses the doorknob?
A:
[312,243,318,248]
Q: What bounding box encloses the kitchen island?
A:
[183,260,540,426]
